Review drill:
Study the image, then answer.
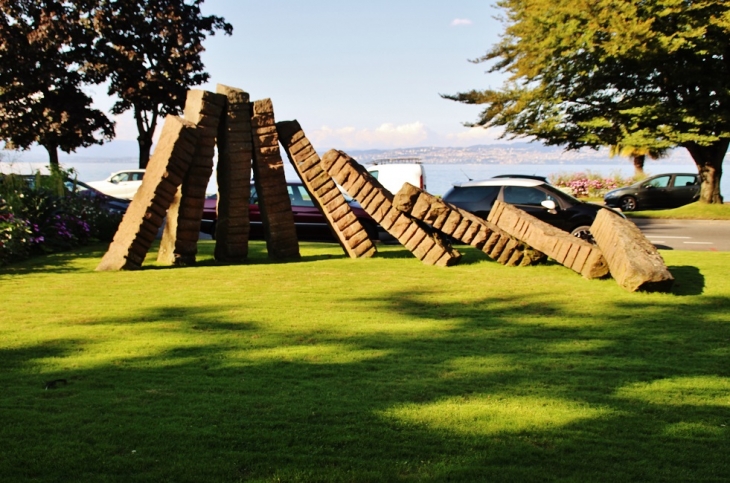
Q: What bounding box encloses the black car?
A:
[443,177,624,240]
[603,173,700,211]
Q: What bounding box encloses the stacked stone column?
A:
[214,84,254,262]
[157,90,226,265]
[277,120,376,259]
[96,116,198,271]
[321,149,461,267]
[393,183,545,266]
[251,99,300,260]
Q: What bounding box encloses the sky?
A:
[79,0,509,156]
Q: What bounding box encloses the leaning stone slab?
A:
[96,116,198,271]
[488,201,609,279]
[251,99,300,260]
[321,149,461,267]
[214,84,254,262]
[277,120,376,259]
[158,89,226,265]
[393,183,545,266]
[590,209,674,292]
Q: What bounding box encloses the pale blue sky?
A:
[89,0,508,152]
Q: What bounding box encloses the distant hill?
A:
[6,139,693,166]
[346,143,693,165]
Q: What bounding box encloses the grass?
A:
[1,240,729,482]
[625,201,730,220]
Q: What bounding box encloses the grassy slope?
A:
[1,241,728,482]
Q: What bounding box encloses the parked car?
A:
[202,181,380,242]
[68,179,131,215]
[603,173,700,211]
[1,174,130,215]
[491,174,551,184]
[365,160,426,194]
[442,177,624,240]
[87,169,145,200]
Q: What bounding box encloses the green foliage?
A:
[0,0,115,164]
[0,242,728,481]
[0,167,122,265]
[89,0,232,167]
[445,0,730,202]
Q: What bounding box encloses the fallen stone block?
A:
[96,116,198,271]
[393,183,545,266]
[277,120,376,259]
[488,201,609,279]
[321,149,461,267]
[590,209,674,292]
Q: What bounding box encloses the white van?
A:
[365,158,426,195]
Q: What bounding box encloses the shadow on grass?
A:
[2,289,728,482]
[669,265,705,295]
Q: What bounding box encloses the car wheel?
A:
[570,225,594,243]
[620,196,637,212]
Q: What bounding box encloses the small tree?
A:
[0,0,114,166]
[444,0,730,203]
[90,0,232,168]
[608,145,668,178]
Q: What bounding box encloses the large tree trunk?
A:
[684,139,728,204]
[632,154,646,177]
[43,144,59,168]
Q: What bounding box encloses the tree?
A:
[0,0,115,167]
[608,145,668,178]
[444,0,730,203]
[90,0,232,169]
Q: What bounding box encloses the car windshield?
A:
[541,183,582,203]
[444,185,500,202]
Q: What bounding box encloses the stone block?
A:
[96,116,198,271]
[393,183,545,267]
[488,200,608,277]
[590,209,674,292]
[321,150,460,266]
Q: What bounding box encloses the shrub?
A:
[549,170,635,198]
[0,167,122,265]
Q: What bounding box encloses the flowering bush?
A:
[0,167,122,266]
[549,170,636,198]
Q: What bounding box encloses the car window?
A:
[131,172,144,181]
[250,186,258,204]
[674,175,697,187]
[287,185,315,207]
[111,173,129,183]
[645,176,670,188]
[503,186,554,206]
[444,186,500,203]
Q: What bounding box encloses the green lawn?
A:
[1,241,729,482]
[625,201,730,220]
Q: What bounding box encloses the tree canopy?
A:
[445,0,730,203]
[0,0,114,166]
[90,0,232,168]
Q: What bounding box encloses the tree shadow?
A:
[2,289,729,481]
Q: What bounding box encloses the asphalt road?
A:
[631,218,730,252]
